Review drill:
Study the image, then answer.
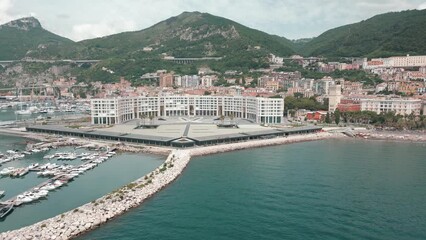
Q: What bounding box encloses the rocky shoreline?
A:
[353,130,426,142]
[190,131,336,156]
[0,132,337,239]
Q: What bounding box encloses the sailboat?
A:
[15,109,32,115]
[15,102,32,115]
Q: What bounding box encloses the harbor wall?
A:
[190,131,336,157]
[0,149,191,240]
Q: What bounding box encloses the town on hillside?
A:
[1,54,426,129]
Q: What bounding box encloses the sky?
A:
[1,0,425,41]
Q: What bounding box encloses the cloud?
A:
[71,19,136,41]
[418,2,426,9]
[56,14,70,19]
[3,0,425,40]
[0,0,14,23]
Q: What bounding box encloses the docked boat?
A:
[43,154,55,160]
[15,109,32,115]
[28,163,39,170]
[34,190,48,198]
[58,153,77,160]
[10,168,29,178]
[76,153,90,158]
[0,203,13,219]
[0,167,15,176]
[0,190,4,198]
[53,180,64,188]
[15,194,33,205]
[6,150,16,154]
[12,153,25,159]
[40,184,56,191]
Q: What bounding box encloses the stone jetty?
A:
[0,132,334,239]
[190,131,335,157]
[0,149,191,240]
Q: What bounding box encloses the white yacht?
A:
[15,109,32,115]
[28,163,39,170]
[0,167,15,176]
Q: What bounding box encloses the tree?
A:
[141,114,147,125]
[219,115,225,124]
[325,112,331,124]
[149,114,155,125]
[229,113,235,125]
[294,92,304,99]
[334,109,341,125]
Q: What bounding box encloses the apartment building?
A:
[91,96,284,125]
[360,98,422,115]
[365,55,426,69]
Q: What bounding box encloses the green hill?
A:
[70,11,296,83]
[300,9,426,57]
[0,17,76,60]
[79,11,294,59]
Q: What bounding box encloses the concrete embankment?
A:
[190,131,336,157]
[0,132,335,239]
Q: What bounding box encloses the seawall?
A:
[190,131,336,157]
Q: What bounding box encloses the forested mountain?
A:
[0,17,76,60]
[300,9,426,57]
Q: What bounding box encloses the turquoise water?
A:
[80,139,426,240]
[0,135,164,232]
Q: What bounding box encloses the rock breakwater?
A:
[0,149,191,240]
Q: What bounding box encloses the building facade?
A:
[364,55,426,69]
[91,96,284,125]
[360,98,422,116]
[328,84,342,112]
[159,74,174,87]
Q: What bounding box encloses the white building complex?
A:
[91,96,284,125]
[364,55,426,69]
[360,98,422,115]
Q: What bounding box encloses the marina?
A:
[0,101,90,128]
[0,135,164,232]
[1,150,116,209]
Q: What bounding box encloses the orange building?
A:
[159,73,174,88]
[337,99,361,112]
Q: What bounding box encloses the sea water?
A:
[81,139,426,240]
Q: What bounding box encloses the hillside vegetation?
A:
[0,17,75,60]
[300,9,426,57]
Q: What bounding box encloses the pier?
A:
[26,125,323,147]
[1,151,115,216]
